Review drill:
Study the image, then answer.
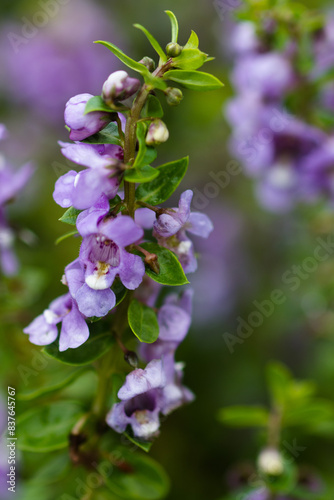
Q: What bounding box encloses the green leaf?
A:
[124,165,159,183]
[142,146,157,167]
[84,95,114,114]
[29,453,71,485]
[55,230,78,245]
[136,157,188,205]
[172,48,208,70]
[43,325,115,365]
[217,406,269,427]
[59,207,81,226]
[165,10,179,43]
[105,447,170,500]
[95,40,150,77]
[164,70,224,91]
[184,30,199,49]
[17,401,84,452]
[284,399,334,428]
[80,122,121,146]
[134,24,167,62]
[134,121,149,168]
[124,431,153,453]
[142,95,164,118]
[18,368,91,401]
[128,299,159,343]
[137,242,189,286]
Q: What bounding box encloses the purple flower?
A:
[0,210,18,276]
[232,52,295,99]
[153,190,213,273]
[106,356,194,439]
[65,258,116,317]
[106,359,165,439]
[23,293,89,351]
[140,289,193,362]
[53,143,123,209]
[1,0,123,123]
[230,21,260,55]
[102,70,141,102]
[76,195,145,291]
[0,160,34,206]
[65,93,111,141]
[299,138,334,202]
[0,124,8,141]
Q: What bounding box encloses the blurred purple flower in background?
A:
[0,125,34,275]
[225,17,334,212]
[1,0,123,124]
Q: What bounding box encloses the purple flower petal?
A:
[75,284,116,317]
[188,212,214,238]
[59,142,114,170]
[153,213,181,238]
[118,359,165,400]
[53,170,77,208]
[59,300,89,351]
[135,208,156,229]
[76,196,110,236]
[177,189,193,223]
[118,250,145,290]
[23,314,58,346]
[100,215,143,247]
[158,304,191,343]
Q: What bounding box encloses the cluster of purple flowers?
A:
[226,17,334,212]
[0,125,33,276]
[24,69,213,440]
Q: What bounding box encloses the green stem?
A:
[124,85,151,218]
[268,406,282,449]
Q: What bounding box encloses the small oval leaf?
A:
[137,242,189,286]
[164,70,224,91]
[136,157,188,205]
[128,299,159,343]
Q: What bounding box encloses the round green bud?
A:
[166,42,182,58]
[165,87,183,106]
[139,56,156,72]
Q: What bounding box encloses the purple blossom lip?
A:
[53,142,123,210]
[23,293,90,351]
[76,195,145,292]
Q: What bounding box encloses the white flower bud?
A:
[257,448,284,476]
[146,120,169,146]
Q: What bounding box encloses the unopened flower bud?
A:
[146,120,169,146]
[257,448,284,476]
[165,87,183,106]
[102,70,141,103]
[124,351,139,369]
[166,42,182,57]
[139,57,156,72]
[65,93,110,141]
